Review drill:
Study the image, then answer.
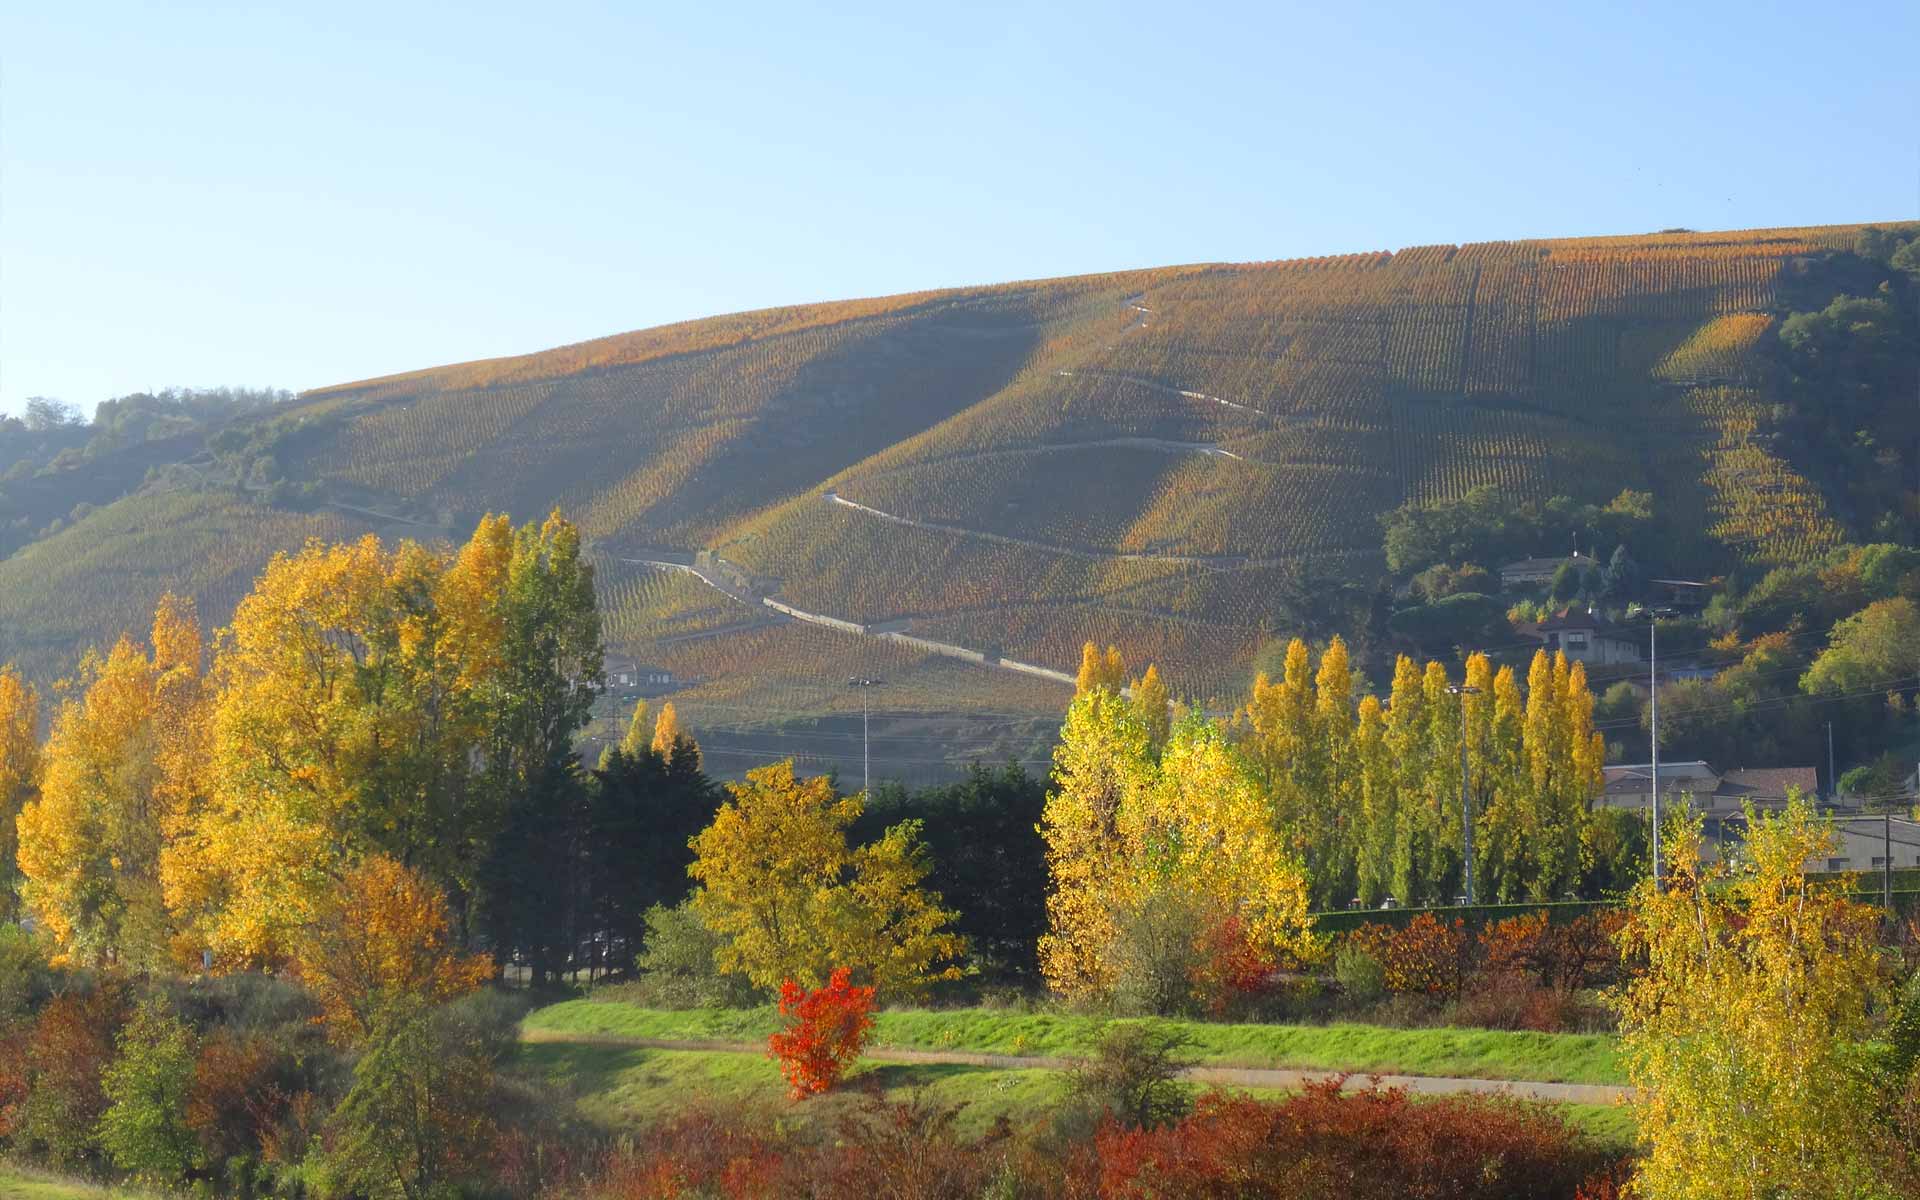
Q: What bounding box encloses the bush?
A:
[326,999,499,1200]
[1065,1021,1196,1131]
[632,900,760,1008]
[1450,971,1583,1033]
[185,1029,290,1171]
[1346,914,1469,997]
[0,924,55,1024]
[1108,890,1207,1017]
[1092,1080,1625,1199]
[1334,943,1386,1004]
[18,984,128,1166]
[97,997,198,1178]
[767,967,875,1100]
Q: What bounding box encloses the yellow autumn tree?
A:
[1383,654,1429,903]
[1615,795,1889,1198]
[162,534,401,963]
[1037,689,1153,1001]
[294,855,494,1045]
[1350,694,1393,905]
[163,513,601,970]
[1124,718,1316,972]
[16,637,168,968]
[1129,663,1171,749]
[651,700,697,765]
[1074,642,1127,695]
[0,665,40,923]
[163,527,518,963]
[687,760,965,1000]
[618,697,651,758]
[1075,642,1103,695]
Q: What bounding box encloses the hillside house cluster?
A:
[1598,761,1920,871]
[604,656,676,698]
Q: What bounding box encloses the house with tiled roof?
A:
[1524,608,1645,668]
[1599,761,1818,815]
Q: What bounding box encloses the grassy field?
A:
[523,999,1625,1086]
[0,1167,142,1200]
[514,1040,1637,1150]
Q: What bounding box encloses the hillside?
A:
[0,221,1911,779]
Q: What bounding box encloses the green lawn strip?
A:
[0,1166,146,1200]
[511,1043,1637,1150]
[525,1000,1624,1086]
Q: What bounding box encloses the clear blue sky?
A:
[3,1,1914,415]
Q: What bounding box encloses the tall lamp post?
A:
[1446,682,1482,904]
[848,677,884,795]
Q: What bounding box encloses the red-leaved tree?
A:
[767,967,875,1099]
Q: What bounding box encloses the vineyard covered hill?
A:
[0,222,1891,778]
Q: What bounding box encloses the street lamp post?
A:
[847,677,884,795]
[1446,683,1482,905]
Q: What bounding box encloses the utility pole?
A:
[1447,682,1482,905]
[1648,611,1660,889]
[1887,794,1895,913]
[1826,722,1835,805]
[847,677,884,795]
[1642,606,1674,889]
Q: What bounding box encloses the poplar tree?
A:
[16,637,166,967]
[1383,655,1428,903]
[1130,663,1171,750]
[1038,689,1153,1000]
[1307,637,1356,906]
[0,666,40,923]
[617,697,651,759]
[1351,695,1393,905]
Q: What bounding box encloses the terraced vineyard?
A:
[0,222,1895,779]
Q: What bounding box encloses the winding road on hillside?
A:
[608,291,1344,692]
[821,491,1275,569]
[854,435,1246,478]
[519,1028,1630,1106]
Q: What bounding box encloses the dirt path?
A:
[519,1029,1630,1106]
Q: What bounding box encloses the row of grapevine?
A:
[0,490,361,683]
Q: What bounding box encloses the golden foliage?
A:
[1615,797,1890,1198]
[16,637,168,968]
[688,760,966,1000]
[1039,691,1317,1003]
[0,665,40,924]
[293,855,493,1044]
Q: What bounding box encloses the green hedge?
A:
[1310,900,1617,935]
[1312,889,1920,936]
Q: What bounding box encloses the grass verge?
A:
[523,1000,1624,1086]
[0,1166,144,1200]
[512,1042,1637,1150]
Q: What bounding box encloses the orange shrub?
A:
[1093,1080,1622,1199]
[1190,913,1276,1015]
[1347,914,1468,996]
[766,967,875,1099]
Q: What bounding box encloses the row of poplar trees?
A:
[0,511,707,980]
[1058,637,1606,917]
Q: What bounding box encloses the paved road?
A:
[519,1028,1631,1106]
